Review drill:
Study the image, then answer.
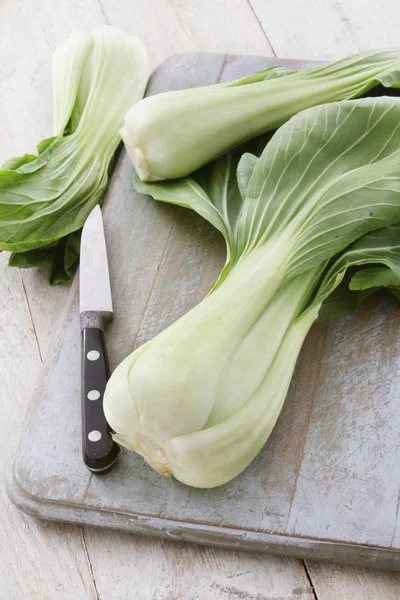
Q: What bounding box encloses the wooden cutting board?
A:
[7,53,400,570]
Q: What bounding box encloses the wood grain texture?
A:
[0,253,96,600]
[85,530,315,600]
[99,0,274,66]
[249,0,400,58]
[307,561,400,600]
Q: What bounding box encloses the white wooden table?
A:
[2,1,400,598]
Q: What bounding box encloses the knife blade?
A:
[80,205,119,473]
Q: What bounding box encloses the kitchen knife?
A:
[80,205,119,473]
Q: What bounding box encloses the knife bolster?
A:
[81,310,113,331]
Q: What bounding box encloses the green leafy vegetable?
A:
[121,49,400,181]
[104,97,400,488]
[8,229,82,285]
[1,26,149,282]
[316,224,400,320]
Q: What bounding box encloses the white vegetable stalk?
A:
[104,241,322,488]
[53,26,149,157]
[120,49,400,181]
[159,306,319,489]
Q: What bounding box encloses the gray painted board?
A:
[7,53,400,570]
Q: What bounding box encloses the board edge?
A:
[5,461,400,571]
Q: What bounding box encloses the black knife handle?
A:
[81,328,119,473]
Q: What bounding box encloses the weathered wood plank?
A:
[307,560,400,600]
[100,0,274,66]
[284,295,400,547]
[85,529,315,600]
[0,252,96,599]
[0,1,104,598]
[250,0,400,58]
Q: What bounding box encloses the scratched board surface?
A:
[7,54,400,570]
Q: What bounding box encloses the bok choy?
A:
[104,96,400,488]
[121,49,400,181]
[1,26,149,283]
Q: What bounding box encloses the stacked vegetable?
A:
[105,55,400,488]
[2,32,400,488]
